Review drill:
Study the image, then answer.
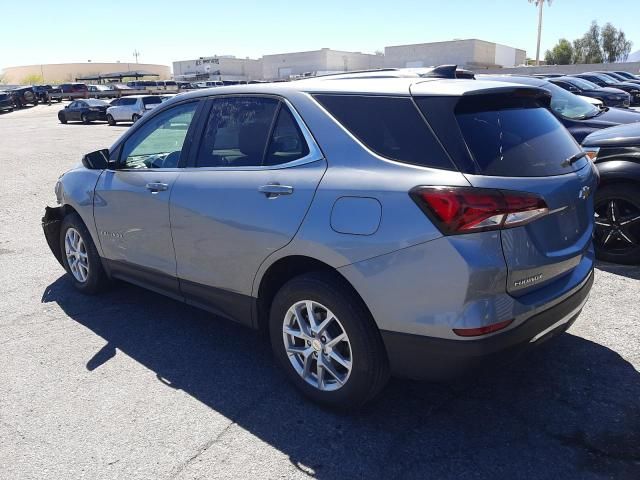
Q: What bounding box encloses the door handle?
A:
[146,182,169,193]
[258,184,294,198]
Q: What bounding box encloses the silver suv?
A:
[43,77,597,408]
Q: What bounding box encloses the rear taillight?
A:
[410,186,549,234]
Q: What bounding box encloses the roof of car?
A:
[168,76,542,102]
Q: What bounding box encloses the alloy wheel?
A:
[64,228,89,282]
[282,300,353,392]
[594,198,640,255]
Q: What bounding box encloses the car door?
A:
[170,95,327,324]
[93,99,202,297]
[67,101,80,121]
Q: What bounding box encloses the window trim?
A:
[114,99,203,171]
[184,94,323,171]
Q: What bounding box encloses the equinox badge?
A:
[578,186,592,200]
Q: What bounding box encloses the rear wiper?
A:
[561,151,587,167]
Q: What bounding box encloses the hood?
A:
[582,122,640,147]
[580,107,640,129]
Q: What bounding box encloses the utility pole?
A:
[530,0,552,66]
[133,49,140,64]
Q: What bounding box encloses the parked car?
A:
[479,75,640,142]
[578,96,604,108]
[0,91,14,112]
[126,80,158,89]
[593,71,640,87]
[531,73,565,78]
[32,85,63,103]
[88,84,117,99]
[42,78,597,408]
[8,86,39,107]
[59,83,88,100]
[106,95,163,125]
[582,123,640,264]
[548,76,630,108]
[571,73,640,106]
[194,81,224,88]
[612,71,640,81]
[57,99,109,124]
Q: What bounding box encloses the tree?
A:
[572,21,604,64]
[601,22,633,62]
[529,0,553,66]
[21,74,44,85]
[545,38,573,64]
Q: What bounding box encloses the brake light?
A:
[410,186,548,234]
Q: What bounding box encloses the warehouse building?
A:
[261,48,383,80]
[172,56,262,82]
[384,39,526,69]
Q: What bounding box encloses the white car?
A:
[106,95,163,125]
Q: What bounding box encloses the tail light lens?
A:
[453,319,514,337]
[410,186,549,234]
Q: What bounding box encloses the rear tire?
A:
[107,114,116,126]
[132,113,141,123]
[60,213,110,294]
[594,183,640,265]
[269,271,389,410]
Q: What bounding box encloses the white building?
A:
[384,39,526,69]
[172,56,262,82]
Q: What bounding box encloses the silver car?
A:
[106,95,163,125]
[43,77,597,408]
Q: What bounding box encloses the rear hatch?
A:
[414,84,598,295]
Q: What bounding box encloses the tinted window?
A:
[121,102,198,169]
[120,98,137,106]
[196,97,279,167]
[314,95,454,170]
[85,99,107,106]
[265,106,309,165]
[455,106,583,177]
[143,96,162,105]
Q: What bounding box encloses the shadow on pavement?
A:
[42,275,640,479]
[596,260,640,280]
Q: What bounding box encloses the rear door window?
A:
[313,94,454,170]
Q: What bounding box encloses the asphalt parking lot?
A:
[1,103,639,480]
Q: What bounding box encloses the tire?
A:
[60,213,110,294]
[269,271,389,410]
[132,113,141,123]
[56,98,62,103]
[594,183,640,265]
[58,113,67,124]
[107,114,116,126]
[81,113,90,124]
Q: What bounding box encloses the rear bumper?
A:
[381,270,594,380]
[42,206,64,267]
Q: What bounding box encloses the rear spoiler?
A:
[419,65,476,80]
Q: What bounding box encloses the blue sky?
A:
[1,0,638,70]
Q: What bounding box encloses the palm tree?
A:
[529,0,552,65]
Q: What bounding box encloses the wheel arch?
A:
[597,160,640,188]
[254,255,374,335]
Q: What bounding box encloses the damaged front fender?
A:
[42,206,64,267]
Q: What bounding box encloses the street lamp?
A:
[529,0,552,66]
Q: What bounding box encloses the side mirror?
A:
[64,105,69,109]
[82,149,111,170]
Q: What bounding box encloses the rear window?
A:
[314,94,454,170]
[454,105,584,177]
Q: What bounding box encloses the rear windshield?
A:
[143,97,162,105]
[313,94,454,170]
[454,105,584,177]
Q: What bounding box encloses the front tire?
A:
[594,183,640,264]
[132,113,141,123]
[58,113,67,124]
[107,114,116,126]
[81,113,90,124]
[269,271,389,410]
[60,213,110,294]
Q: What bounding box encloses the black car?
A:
[549,76,630,108]
[572,73,640,105]
[613,71,640,81]
[8,86,39,108]
[0,92,14,112]
[58,99,109,124]
[594,71,640,87]
[478,75,640,143]
[582,123,640,264]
